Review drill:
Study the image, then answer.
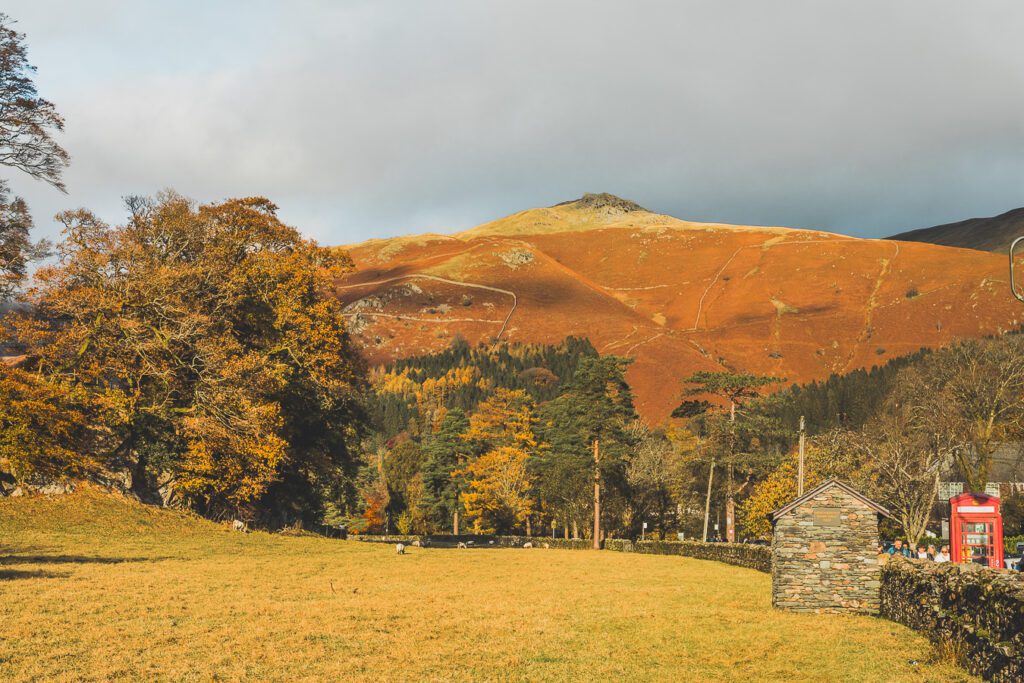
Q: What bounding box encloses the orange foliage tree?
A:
[739,429,870,538]
[458,389,538,533]
[0,364,116,483]
[12,194,367,521]
[462,388,537,449]
[457,446,534,534]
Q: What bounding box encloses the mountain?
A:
[335,194,1024,423]
[888,207,1024,253]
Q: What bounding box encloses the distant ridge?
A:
[888,207,1024,253]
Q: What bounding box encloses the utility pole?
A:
[725,400,736,544]
[797,415,806,496]
[593,439,601,550]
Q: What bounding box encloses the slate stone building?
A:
[769,479,890,614]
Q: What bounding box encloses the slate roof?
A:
[768,479,891,523]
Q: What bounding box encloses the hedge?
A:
[881,556,1024,681]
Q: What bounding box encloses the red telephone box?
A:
[950,492,1003,569]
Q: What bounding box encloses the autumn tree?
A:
[861,368,961,545]
[462,387,537,449]
[739,428,871,538]
[356,450,390,533]
[459,389,538,533]
[0,14,68,191]
[456,446,534,534]
[678,370,782,541]
[13,194,367,523]
[0,13,67,302]
[0,192,42,302]
[919,336,1024,490]
[0,364,116,483]
[624,423,679,539]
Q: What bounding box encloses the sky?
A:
[5,1,1024,245]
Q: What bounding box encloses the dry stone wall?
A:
[349,534,591,550]
[771,486,882,613]
[627,540,771,573]
[881,556,1024,682]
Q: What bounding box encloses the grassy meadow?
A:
[0,488,972,682]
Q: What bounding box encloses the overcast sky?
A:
[5,1,1024,245]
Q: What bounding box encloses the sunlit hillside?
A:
[336,194,1021,422]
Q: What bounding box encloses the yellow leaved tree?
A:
[458,388,539,533]
[457,446,534,534]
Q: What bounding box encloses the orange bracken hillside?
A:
[334,194,1023,423]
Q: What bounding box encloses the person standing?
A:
[934,545,950,563]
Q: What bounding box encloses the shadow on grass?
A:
[0,568,72,580]
[2,554,159,564]
[0,551,172,580]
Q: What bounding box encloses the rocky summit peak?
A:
[554,193,647,213]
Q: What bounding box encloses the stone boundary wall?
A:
[349,534,771,572]
[627,540,772,573]
[881,556,1024,682]
[348,534,592,550]
[603,539,635,552]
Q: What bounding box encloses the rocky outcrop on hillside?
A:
[557,192,647,213]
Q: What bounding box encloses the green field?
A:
[0,488,972,682]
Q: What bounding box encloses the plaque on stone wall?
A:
[812,508,841,526]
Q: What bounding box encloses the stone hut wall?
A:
[771,486,881,613]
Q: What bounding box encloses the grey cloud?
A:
[5,0,1024,244]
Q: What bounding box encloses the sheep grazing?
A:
[395,543,406,555]
[457,542,467,549]
[523,542,533,549]
[231,519,248,533]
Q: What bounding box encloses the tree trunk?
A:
[702,458,715,542]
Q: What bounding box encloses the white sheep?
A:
[396,543,406,555]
